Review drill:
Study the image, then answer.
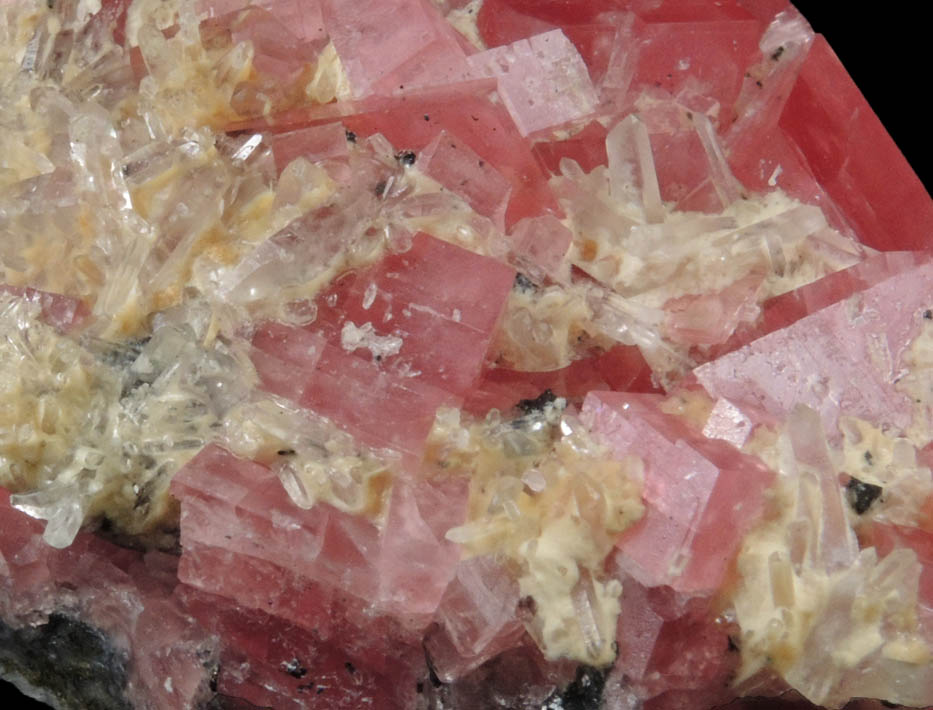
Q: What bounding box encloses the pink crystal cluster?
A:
[0,0,932,709]
[0,489,216,709]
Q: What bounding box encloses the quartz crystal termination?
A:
[0,0,931,709]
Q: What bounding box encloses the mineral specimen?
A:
[0,0,930,709]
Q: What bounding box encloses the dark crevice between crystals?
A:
[0,612,132,710]
[394,150,416,166]
[91,482,182,555]
[92,514,166,554]
[513,272,536,292]
[425,650,444,689]
[422,639,609,710]
[205,693,265,709]
[95,522,181,557]
[846,476,883,515]
[94,336,151,373]
[280,658,307,679]
[545,665,608,710]
[517,389,558,415]
[85,335,152,399]
[419,643,448,707]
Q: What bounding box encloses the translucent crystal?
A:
[606,115,663,223]
[0,1,931,709]
[467,29,598,137]
[11,484,83,549]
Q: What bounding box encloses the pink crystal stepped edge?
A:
[0,1,931,709]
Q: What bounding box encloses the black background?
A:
[794,1,929,190]
[0,681,47,708]
[0,2,928,709]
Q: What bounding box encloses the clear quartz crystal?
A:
[606,115,663,223]
[570,569,605,659]
[0,2,930,709]
[11,484,84,549]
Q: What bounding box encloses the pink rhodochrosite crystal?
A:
[694,260,933,443]
[582,392,774,593]
[0,1,930,709]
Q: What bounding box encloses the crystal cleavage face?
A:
[0,1,930,709]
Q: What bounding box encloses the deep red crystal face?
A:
[0,1,930,709]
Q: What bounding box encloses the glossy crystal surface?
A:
[0,1,930,709]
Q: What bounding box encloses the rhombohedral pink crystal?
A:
[0,1,931,709]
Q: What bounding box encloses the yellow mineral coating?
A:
[834,417,932,529]
[883,637,932,665]
[659,388,715,431]
[743,424,782,471]
[492,282,600,371]
[557,165,864,311]
[434,406,643,666]
[305,41,353,104]
[0,294,222,545]
[1,0,931,702]
[838,417,904,485]
[0,0,360,339]
[134,18,250,134]
[129,160,192,222]
[124,0,179,48]
[219,397,396,518]
[0,137,54,190]
[0,298,115,491]
[900,317,933,448]
[106,296,148,340]
[445,0,486,51]
[731,422,932,708]
[150,283,184,314]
